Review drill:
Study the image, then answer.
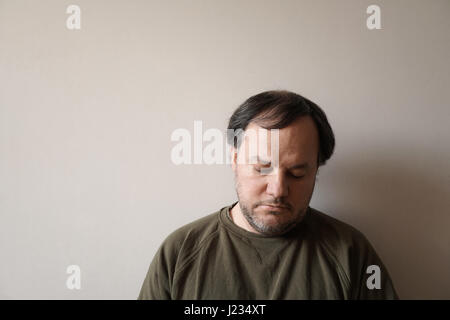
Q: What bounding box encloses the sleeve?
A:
[137,241,175,300]
[349,232,399,300]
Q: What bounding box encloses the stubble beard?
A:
[234,180,307,237]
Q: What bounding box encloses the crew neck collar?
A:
[219,201,310,240]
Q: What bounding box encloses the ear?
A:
[231,146,238,173]
[314,166,320,183]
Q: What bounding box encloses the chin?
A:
[259,214,291,227]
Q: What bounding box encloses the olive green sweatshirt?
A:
[138,202,398,300]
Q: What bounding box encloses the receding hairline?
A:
[227,90,335,166]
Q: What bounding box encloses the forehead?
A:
[240,116,319,164]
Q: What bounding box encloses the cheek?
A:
[238,176,267,197]
[248,179,267,195]
[290,177,317,201]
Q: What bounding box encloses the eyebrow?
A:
[288,163,309,170]
[249,156,309,170]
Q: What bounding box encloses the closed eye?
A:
[254,167,305,179]
[290,172,305,179]
[254,167,272,173]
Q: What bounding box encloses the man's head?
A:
[227,90,335,236]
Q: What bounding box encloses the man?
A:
[138,90,398,299]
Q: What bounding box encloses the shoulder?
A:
[157,207,222,263]
[305,207,379,274]
[306,208,398,299]
[138,208,224,299]
[306,207,371,251]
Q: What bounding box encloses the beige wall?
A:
[1,0,449,299]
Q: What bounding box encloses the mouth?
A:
[258,204,288,211]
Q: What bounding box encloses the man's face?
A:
[231,116,320,236]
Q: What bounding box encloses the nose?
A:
[265,168,289,199]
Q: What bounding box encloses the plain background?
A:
[0,0,449,299]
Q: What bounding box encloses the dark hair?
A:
[227,90,335,167]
